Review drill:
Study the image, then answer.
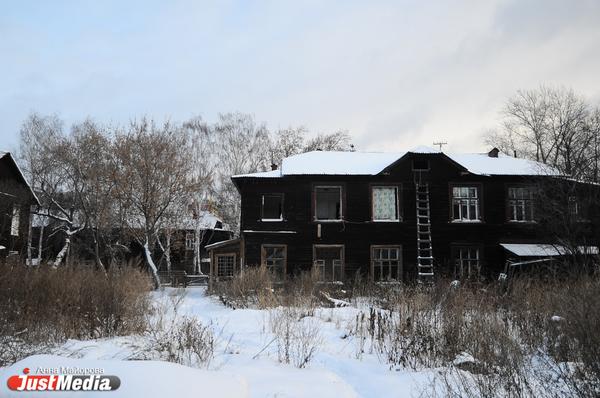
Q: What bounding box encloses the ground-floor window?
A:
[371,246,402,281]
[313,245,344,282]
[453,247,480,278]
[261,244,287,280]
[216,254,235,277]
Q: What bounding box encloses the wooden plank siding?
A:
[233,153,594,280]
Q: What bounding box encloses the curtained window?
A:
[372,186,399,221]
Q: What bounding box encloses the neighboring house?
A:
[208,146,598,281]
[158,210,234,275]
[0,151,39,259]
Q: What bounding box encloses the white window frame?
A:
[372,186,400,222]
[451,186,481,222]
[314,185,343,222]
[371,246,402,282]
[10,204,20,236]
[508,186,535,222]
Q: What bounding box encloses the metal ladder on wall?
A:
[416,183,435,282]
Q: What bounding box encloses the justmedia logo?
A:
[7,367,121,392]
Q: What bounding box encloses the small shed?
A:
[206,238,242,279]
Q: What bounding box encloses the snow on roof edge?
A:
[232,149,562,178]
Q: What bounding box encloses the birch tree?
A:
[183,116,218,274]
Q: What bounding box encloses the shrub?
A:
[135,289,214,367]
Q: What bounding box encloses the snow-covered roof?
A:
[176,210,230,231]
[500,243,599,257]
[447,153,558,176]
[233,147,560,178]
[205,238,240,250]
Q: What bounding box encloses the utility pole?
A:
[433,141,447,151]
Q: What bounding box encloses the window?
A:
[10,205,20,236]
[313,245,344,281]
[262,194,283,221]
[454,247,480,278]
[569,196,579,218]
[216,254,235,277]
[508,187,534,221]
[371,246,402,281]
[261,245,286,279]
[452,186,480,221]
[315,186,342,221]
[372,186,400,221]
[185,232,196,250]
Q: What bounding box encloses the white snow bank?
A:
[0,354,247,398]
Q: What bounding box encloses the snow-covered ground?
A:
[0,287,435,398]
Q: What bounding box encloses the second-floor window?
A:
[262,194,283,221]
[315,186,342,221]
[451,186,480,221]
[372,186,400,221]
[185,232,196,250]
[508,186,534,222]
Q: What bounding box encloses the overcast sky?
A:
[1,0,600,153]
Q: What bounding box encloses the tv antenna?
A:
[433,141,447,151]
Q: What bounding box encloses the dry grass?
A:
[210,267,600,396]
[0,262,152,365]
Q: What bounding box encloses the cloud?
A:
[1,0,599,154]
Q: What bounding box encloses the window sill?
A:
[450,220,484,224]
[261,218,284,222]
[314,219,344,223]
[372,219,401,223]
[507,220,536,224]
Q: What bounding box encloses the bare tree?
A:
[304,130,352,152]
[213,113,271,234]
[270,126,308,165]
[18,113,63,264]
[114,119,193,288]
[18,114,89,267]
[487,86,594,180]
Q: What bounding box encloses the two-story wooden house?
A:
[0,151,39,259]
[209,146,597,282]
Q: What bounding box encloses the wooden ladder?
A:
[416,183,434,282]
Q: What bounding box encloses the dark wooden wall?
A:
[0,154,36,257]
